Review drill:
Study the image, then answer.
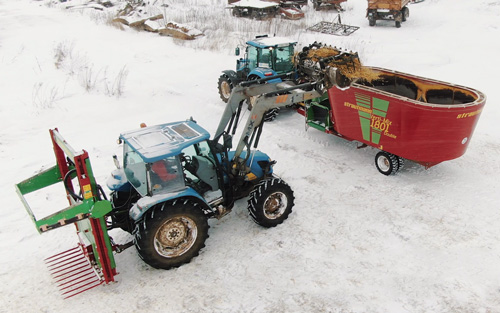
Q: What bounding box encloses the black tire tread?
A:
[133,199,209,269]
[218,74,233,103]
[247,178,295,228]
[375,151,400,176]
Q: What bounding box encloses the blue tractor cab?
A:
[238,36,297,80]
[218,35,297,103]
[109,121,222,220]
[108,120,275,223]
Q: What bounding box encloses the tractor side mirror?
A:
[113,155,121,169]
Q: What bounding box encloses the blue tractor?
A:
[107,119,293,269]
[15,48,351,290]
[104,78,322,269]
[217,35,297,104]
[16,76,323,284]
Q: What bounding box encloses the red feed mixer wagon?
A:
[302,66,486,175]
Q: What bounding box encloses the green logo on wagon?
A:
[344,93,397,145]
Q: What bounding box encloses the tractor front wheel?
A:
[263,108,280,122]
[218,74,233,103]
[247,75,280,121]
[133,201,209,269]
[247,178,295,227]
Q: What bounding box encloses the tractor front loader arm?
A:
[212,76,321,177]
[232,81,321,161]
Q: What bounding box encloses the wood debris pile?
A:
[110,2,203,40]
[158,22,203,40]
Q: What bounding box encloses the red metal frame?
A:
[46,129,117,296]
[89,218,117,283]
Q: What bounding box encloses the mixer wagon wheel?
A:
[397,156,405,170]
[133,201,209,269]
[375,151,400,175]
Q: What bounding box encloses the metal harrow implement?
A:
[307,14,359,36]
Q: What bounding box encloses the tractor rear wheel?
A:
[218,74,233,103]
[133,200,209,269]
[247,178,294,227]
[375,151,400,175]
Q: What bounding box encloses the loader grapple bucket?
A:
[45,245,103,299]
[15,129,117,298]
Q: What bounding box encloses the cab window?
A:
[148,156,185,195]
[123,144,148,196]
[247,45,258,71]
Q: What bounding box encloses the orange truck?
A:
[367,0,410,28]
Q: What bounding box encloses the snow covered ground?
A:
[1,0,499,312]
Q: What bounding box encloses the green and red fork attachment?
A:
[15,129,117,299]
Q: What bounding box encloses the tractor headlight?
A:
[129,203,143,221]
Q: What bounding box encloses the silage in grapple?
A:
[306,46,381,82]
[307,47,477,101]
